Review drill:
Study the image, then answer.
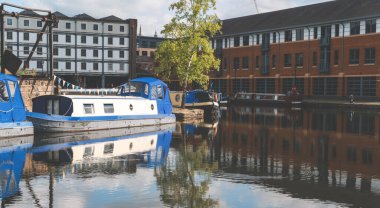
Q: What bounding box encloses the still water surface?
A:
[1,107,380,207]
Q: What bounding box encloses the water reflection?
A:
[0,136,33,201]
[215,107,380,207]
[1,125,174,207]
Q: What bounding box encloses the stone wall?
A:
[19,77,54,111]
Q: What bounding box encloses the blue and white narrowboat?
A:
[0,74,33,138]
[27,77,176,133]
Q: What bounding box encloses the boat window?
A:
[83,104,95,114]
[118,82,149,97]
[7,81,16,99]
[103,143,114,154]
[47,99,60,115]
[104,103,114,114]
[151,85,158,99]
[0,81,9,102]
[83,146,94,158]
[157,85,163,99]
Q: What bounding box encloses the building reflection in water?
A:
[213,107,380,206]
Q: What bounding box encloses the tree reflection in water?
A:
[156,133,218,207]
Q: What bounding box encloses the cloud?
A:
[2,0,331,36]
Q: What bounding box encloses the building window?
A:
[223,58,227,70]
[81,23,86,30]
[93,36,98,44]
[24,32,29,41]
[224,38,228,48]
[119,63,124,71]
[313,27,318,39]
[142,51,148,56]
[53,61,58,69]
[365,48,376,64]
[52,34,58,42]
[285,30,292,42]
[108,63,113,71]
[233,36,240,47]
[6,32,12,40]
[242,56,249,69]
[350,21,360,35]
[120,26,125,32]
[53,47,58,56]
[93,50,98,57]
[233,57,240,69]
[81,49,86,57]
[93,24,98,30]
[296,29,304,41]
[7,18,12,25]
[81,62,86,70]
[66,48,71,56]
[120,38,124,45]
[23,46,29,55]
[120,51,125,58]
[335,24,340,37]
[255,56,260,68]
[37,47,43,55]
[37,21,42,27]
[243,36,249,46]
[272,32,277,43]
[81,36,86,44]
[65,62,71,70]
[37,61,43,68]
[66,35,71,43]
[256,34,260,45]
[366,19,376,34]
[272,55,276,68]
[108,50,113,58]
[93,62,99,70]
[108,25,113,31]
[104,104,114,114]
[334,50,339,65]
[24,20,29,26]
[66,22,71,29]
[284,54,292,67]
[349,49,360,65]
[347,77,376,97]
[313,51,318,66]
[108,37,113,45]
[295,53,303,67]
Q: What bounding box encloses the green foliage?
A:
[154,0,221,90]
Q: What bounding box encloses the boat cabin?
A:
[0,74,26,123]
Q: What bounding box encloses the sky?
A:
[4,0,330,36]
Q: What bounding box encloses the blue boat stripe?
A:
[26,112,175,122]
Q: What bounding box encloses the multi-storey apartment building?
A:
[4,10,137,88]
[207,0,380,99]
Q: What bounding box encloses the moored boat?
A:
[170,90,220,121]
[26,77,176,133]
[0,74,33,138]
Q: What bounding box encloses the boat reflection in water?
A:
[32,124,174,167]
[0,136,33,200]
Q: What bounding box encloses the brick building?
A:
[206,0,380,99]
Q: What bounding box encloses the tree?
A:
[154,0,221,90]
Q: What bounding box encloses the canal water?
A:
[1,106,380,207]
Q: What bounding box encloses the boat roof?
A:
[0,73,18,82]
[130,77,168,87]
[37,94,148,100]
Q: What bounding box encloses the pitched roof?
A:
[221,0,380,36]
[19,10,41,17]
[100,15,123,21]
[53,11,68,18]
[73,13,95,20]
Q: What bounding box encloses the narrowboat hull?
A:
[0,122,34,138]
[27,112,176,133]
